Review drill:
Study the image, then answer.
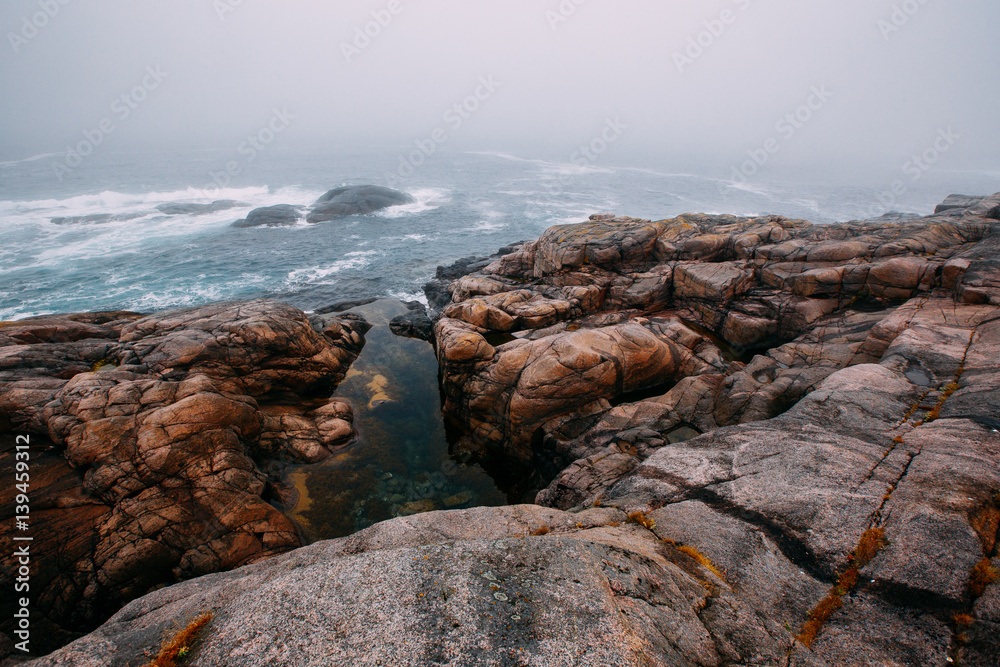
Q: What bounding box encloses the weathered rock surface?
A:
[0,301,367,654]
[231,204,303,228]
[422,193,1000,665]
[27,505,825,667]
[307,185,414,223]
[434,196,1000,498]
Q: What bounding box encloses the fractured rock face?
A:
[0,301,366,653]
[434,196,1000,501]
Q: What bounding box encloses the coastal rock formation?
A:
[11,193,1000,666]
[307,185,414,223]
[231,204,303,228]
[0,301,366,653]
[433,195,1000,495]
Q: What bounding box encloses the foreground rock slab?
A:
[27,505,826,667]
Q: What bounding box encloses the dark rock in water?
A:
[232,205,303,228]
[156,200,246,216]
[389,302,434,342]
[335,311,373,336]
[316,297,378,314]
[307,185,414,223]
[935,194,984,214]
[423,242,530,311]
[50,212,146,225]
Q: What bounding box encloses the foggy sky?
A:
[1,0,998,171]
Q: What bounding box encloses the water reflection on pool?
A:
[283,300,506,542]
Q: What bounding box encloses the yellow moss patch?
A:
[146,612,213,667]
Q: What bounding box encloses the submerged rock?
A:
[307,185,414,223]
[232,204,303,228]
[156,200,246,216]
[50,212,147,225]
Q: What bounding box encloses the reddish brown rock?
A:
[0,300,366,655]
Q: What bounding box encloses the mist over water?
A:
[0,1,997,318]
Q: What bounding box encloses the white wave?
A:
[723,180,773,197]
[0,152,63,167]
[461,220,508,233]
[387,290,429,307]
[377,187,450,218]
[286,251,379,283]
[468,150,614,176]
[0,186,270,215]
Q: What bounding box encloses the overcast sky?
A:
[1,0,998,171]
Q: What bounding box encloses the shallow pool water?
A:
[283,299,506,541]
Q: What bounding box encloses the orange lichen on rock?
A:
[146,612,213,667]
[795,528,888,648]
[969,559,1000,598]
[627,511,656,531]
[677,545,726,581]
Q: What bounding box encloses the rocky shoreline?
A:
[3,193,999,666]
